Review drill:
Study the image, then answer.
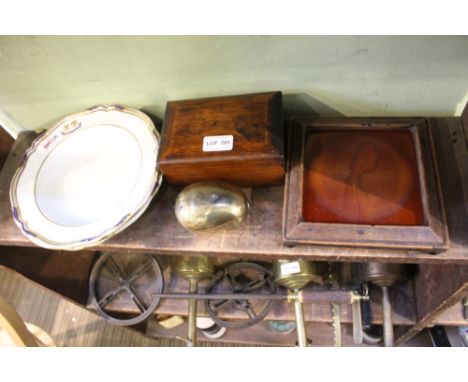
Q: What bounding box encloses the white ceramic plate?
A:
[20,171,163,250]
[10,105,162,249]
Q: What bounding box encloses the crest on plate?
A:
[61,120,82,135]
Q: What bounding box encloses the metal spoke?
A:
[244,303,257,319]
[226,271,243,291]
[210,271,225,285]
[107,256,125,278]
[127,260,153,284]
[128,286,147,313]
[205,262,276,329]
[210,298,236,313]
[90,252,164,327]
[97,286,125,308]
[243,277,268,293]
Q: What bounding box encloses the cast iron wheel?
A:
[205,262,276,329]
[89,252,164,326]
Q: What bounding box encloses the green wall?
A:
[0,36,467,134]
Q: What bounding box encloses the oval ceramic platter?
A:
[10,105,162,250]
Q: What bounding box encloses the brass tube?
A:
[187,279,198,347]
[293,290,307,347]
[381,286,394,347]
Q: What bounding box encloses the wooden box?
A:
[157,92,285,187]
[283,117,449,252]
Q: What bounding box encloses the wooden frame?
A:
[283,117,448,252]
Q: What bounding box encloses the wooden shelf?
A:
[394,263,468,345]
[0,246,96,305]
[0,118,466,264]
[431,302,467,326]
[1,115,464,347]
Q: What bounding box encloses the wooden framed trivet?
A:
[283,117,448,252]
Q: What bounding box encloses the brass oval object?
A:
[175,181,249,231]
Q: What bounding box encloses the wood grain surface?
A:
[0,265,227,347]
[0,127,14,170]
[158,92,285,186]
[395,263,468,344]
[0,246,96,304]
[303,130,423,225]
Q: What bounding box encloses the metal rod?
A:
[381,286,394,347]
[332,303,342,347]
[187,279,198,347]
[151,290,353,304]
[352,298,363,344]
[153,292,286,300]
[293,290,308,347]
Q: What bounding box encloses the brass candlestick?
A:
[175,256,214,347]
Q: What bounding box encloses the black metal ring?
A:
[205,262,276,329]
[89,252,164,326]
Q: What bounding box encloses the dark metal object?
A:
[463,296,468,321]
[150,288,355,303]
[205,262,276,329]
[89,252,164,326]
[429,326,452,347]
[359,284,383,345]
[361,263,407,287]
[343,268,375,345]
[154,292,282,300]
[361,285,373,330]
[361,262,409,347]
